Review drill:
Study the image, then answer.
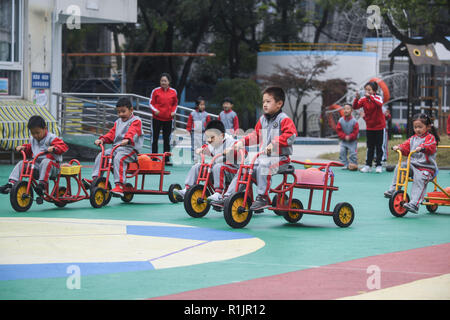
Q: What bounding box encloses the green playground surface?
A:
[0,162,449,300]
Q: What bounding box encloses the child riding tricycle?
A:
[384,113,446,216]
[386,147,449,217]
[222,150,355,229]
[88,143,182,208]
[9,150,90,212]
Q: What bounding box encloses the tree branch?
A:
[382,13,450,51]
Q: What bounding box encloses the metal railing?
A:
[259,42,367,52]
[53,92,218,149]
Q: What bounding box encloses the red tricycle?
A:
[9,150,90,212]
[223,151,355,228]
[183,149,243,218]
[89,144,182,208]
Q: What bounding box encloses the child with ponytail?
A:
[383,113,440,213]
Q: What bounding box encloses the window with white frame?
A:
[0,0,22,97]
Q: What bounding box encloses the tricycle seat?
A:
[295,168,326,185]
[277,164,295,175]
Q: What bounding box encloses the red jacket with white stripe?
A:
[447,115,450,136]
[398,132,437,173]
[149,87,178,121]
[353,94,385,131]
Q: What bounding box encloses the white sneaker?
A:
[207,192,223,202]
[174,188,186,199]
[375,166,383,173]
[360,165,372,173]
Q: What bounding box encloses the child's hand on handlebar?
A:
[265,143,274,156]
[120,139,130,146]
[392,145,399,151]
[16,145,25,152]
[233,140,244,151]
[47,146,55,153]
[195,147,203,154]
[94,139,103,146]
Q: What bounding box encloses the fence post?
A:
[302,104,308,137]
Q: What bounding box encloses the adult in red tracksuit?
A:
[353,81,385,172]
[447,114,450,136]
[149,73,178,164]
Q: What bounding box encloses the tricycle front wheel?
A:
[184,184,211,218]
[10,181,33,212]
[223,192,253,228]
[389,190,410,217]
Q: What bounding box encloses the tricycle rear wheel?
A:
[333,202,354,227]
[283,199,304,223]
[168,183,183,203]
[90,187,106,208]
[121,183,134,203]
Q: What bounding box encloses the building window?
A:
[0,0,22,97]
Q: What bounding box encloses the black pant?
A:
[366,129,384,167]
[152,118,172,157]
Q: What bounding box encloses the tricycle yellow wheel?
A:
[54,186,67,207]
[90,187,106,208]
[333,202,354,227]
[224,192,253,228]
[184,184,210,218]
[168,183,182,203]
[10,181,33,212]
[121,183,134,203]
[91,177,112,206]
[283,199,303,223]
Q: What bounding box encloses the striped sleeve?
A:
[420,134,437,155]
[149,88,159,112]
[272,117,297,147]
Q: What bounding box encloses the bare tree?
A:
[257,56,334,131]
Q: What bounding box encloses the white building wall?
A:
[14,0,137,117]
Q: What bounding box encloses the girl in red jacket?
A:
[353,81,385,173]
[149,73,178,165]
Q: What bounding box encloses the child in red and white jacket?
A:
[353,81,385,173]
[336,104,359,169]
[88,97,144,196]
[213,86,297,211]
[384,113,439,213]
[0,115,68,195]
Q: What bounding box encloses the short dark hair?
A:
[205,120,225,134]
[195,96,205,107]
[364,81,378,92]
[263,86,285,107]
[222,97,233,104]
[116,97,132,109]
[160,72,172,84]
[28,115,46,130]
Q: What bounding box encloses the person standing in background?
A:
[149,73,178,166]
[218,97,239,137]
